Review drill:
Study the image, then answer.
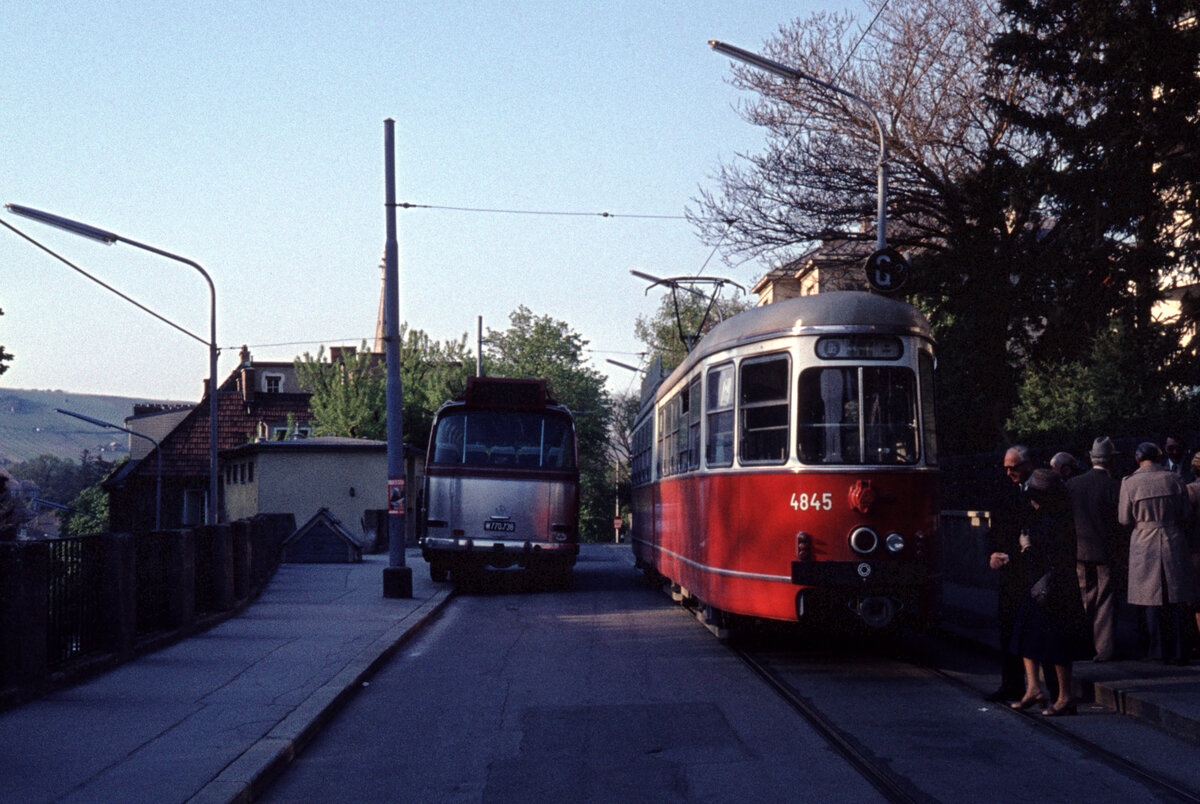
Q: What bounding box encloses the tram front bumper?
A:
[791,560,929,588]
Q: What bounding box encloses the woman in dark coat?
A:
[1010,469,1090,716]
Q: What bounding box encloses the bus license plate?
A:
[484,521,515,532]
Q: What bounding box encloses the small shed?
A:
[282,508,363,564]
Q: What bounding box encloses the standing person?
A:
[1050,452,1079,482]
[1067,437,1123,661]
[1010,469,1090,716]
[1120,442,1195,664]
[1164,437,1194,484]
[984,446,1034,702]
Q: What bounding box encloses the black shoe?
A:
[984,687,1019,702]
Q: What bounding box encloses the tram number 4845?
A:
[790,492,833,512]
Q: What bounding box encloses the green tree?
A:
[634,291,751,374]
[1006,320,1194,447]
[7,452,111,507]
[987,0,1200,443]
[295,344,386,440]
[484,307,613,540]
[607,391,642,530]
[295,329,473,450]
[59,484,109,537]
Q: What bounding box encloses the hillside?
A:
[0,388,189,465]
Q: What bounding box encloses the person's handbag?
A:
[1031,571,1052,607]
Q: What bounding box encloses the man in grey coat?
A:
[1118,442,1196,664]
[1067,437,1123,661]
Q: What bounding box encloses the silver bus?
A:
[418,377,580,586]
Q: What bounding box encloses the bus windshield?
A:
[429,409,576,469]
[797,366,919,465]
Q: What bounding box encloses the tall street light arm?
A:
[8,203,219,527]
[708,40,890,252]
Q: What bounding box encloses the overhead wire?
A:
[0,217,211,349]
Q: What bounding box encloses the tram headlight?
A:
[885,532,905,553]
[848,526,878,555]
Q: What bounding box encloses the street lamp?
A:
[708,40,891,255]
[56,408,161,531]
[6,203,219,526]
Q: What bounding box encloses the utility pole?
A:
[382,118,413,598]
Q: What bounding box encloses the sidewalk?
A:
[942,581,1200,744]
[0,550,451,804]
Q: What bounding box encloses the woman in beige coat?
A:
[1119,442,1195,664]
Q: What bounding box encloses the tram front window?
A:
[797,367,919,465]
[430,410,576,469]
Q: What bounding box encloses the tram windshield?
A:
[797,367,919,465]
[429,409,576,469]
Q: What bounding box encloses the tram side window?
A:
[705,363,735,467]
[740,355,790,464]
[687,375,702,470]
[919,350,938,466]
[797,367,918,465]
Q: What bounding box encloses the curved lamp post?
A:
[56,407,161,531]
[708,40,890,254]
[7,203,219,526]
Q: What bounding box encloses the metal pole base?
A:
[383,565,413,599]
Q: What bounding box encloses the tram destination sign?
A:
[864,247,910,293]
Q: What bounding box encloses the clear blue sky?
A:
[2,0,851,405]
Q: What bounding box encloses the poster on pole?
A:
[388,478,405,515]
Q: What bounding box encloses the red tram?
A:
[630,291,941,629]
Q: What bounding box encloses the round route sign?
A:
[864,247,910,293]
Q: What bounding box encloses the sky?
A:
[1,0,855,406]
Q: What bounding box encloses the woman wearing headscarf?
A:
[1010,468,1090,716]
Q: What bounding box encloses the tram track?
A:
[734,644,926,804]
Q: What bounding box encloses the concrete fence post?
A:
[101,532,138,660]
[168,528,196,629]
[210,523,236,612]
[231,520,251,601]
[0,541,48,687]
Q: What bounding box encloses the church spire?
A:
[374,252,386,355]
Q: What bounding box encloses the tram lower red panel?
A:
[632,470,940,623]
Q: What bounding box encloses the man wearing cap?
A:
[1120,442,1195,664]
[1067,437,1123,661]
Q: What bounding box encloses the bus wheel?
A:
[429,560,449,583]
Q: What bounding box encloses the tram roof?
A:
[656,291,933,398]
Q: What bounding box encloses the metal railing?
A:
[46,536,106,668]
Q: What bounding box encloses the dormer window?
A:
[263,373,283,393]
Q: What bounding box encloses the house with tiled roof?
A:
[751,235,872,305]
[105,348,313,531]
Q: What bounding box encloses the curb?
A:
[187,585,455,804]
